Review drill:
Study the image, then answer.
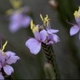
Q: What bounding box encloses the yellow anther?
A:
[0,50,5,55]
[74,11,78,18]
[30,20,39,33]
[78,6,80,12]
[33,27,38,33]
[10,0,22,9]
[6,9,13,15]
[40,14,44,21]
[74,6,80,18]
[2,41,8,51]
[40,14,50,26]
[30,20,35,30]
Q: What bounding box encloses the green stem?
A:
[42,43,60,79]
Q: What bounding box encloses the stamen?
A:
[74,11,78,17]
[30,20,35,30]
[74,7,80,18]
[30,20,39,33]
[33,27,38,33]
[6,9,13,15]
[40,14,50,26]
[40,14,44,21]
[2,41,8,51]
[78,6,80,12]
[10,0,22,8]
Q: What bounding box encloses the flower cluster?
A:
[25,14,60,54]
[0,41,20,79]
[70,6,80,39]
[6,0,31,33]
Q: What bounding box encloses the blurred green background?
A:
[0,0,80,79]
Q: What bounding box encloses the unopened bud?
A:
[49,0,58,9]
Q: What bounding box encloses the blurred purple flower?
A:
[0,41,20,79]
[0,51,20,76]
[0,72,4,80]
[70,7,80,39]
[25,20,60,54]
[5,0,31,33]
[9,12,31,33]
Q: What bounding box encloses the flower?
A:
[9,11,31,33]
[70,7,80,39]
[0,72,4,80]
[0,41,20,79]
[25,15,60,54]
[6,0,31,33]
[26,30,48,54]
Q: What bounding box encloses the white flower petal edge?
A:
[25,38,41,54]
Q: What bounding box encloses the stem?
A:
[5,75,12,80]
[42,43,60,79]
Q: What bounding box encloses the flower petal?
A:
[34,32,40,41]
[47,29,59,34]
[6,51,20,64]
[10,13,20,21]
[70,25,79,36]
[21,16,31,27]
[75,18,80,25]
[25,38,41,54]
[39,30,47,42]
[0,52,7,65]
[9,21,20,33]
[6,51,15,56]
[0,73,4,80]
[6,56,20,64]
[53,34,60,43]
[9,13,21,32]
[46,41,53,45]
[3,65,14,75]
[0,63,2,69]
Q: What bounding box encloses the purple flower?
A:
[6,0,31,33]
[6,6,31,33]
[25,28,47,54]
[46,29,60,45]
[70,7,80,39]
[0,51,20,76]
[25,19,60,54]
[9,12,31,33]
[0,41,20,79]
[0,72,4,80]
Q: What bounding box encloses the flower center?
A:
[40,14,50,26]
[30,20,39,33]
[74,7,80,18]
[10,0,22,9]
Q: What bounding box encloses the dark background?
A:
[0,0,80,79]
